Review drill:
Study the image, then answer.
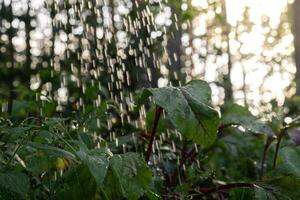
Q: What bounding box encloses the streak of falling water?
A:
[2,0,186,167]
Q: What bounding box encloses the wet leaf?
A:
[76,147,111,187]
[29,142,76,160]
[276,146,300,177]
[221,103,274,136]
[140,80,220,146]
[103,152,152,200]
[0,172,29,198]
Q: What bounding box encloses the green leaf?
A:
[76,148,112,187]
[7,126,31,141]
[78,132,95,149]
[256,147,300,199]
[140,80,220,146]
[103,152,152,200]
[276,146,300,178]
[256,176,300,200]
[145,190,161,200]
[0,172,29,198]
[26,154,49,174]
[254,186,277,200]
[56,164,97,200]
[44,117,67,128]
[146,106,167,135]
[229,187,255,200]
[11,100,29,117]
[221,103,273,136]
[38,130,54,143]
[28,142,76,160]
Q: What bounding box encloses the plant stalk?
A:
[272,130,285,169]
[199,182,254,195]
[259,143,268,180]
[259,137,273,180]
[172,146,197,182]
[145,106,163,163]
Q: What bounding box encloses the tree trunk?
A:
[25,1,32,84]
[221,0,233,101]
[168,29,182,85]
[167,7,182,87]
[293,0,300,94]
[7,1,15,115]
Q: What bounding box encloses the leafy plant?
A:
[139,80,220,146]
[138,80,300,199]
[1,79,300,199]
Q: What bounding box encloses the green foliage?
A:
[276,146,300,177]
[0,79,300,200]
[221,103,273,136]
[140,80,220,146]
[56,164,98,200]
[102,152,152,200]
[0,109,154,199]
[76,146,111,187]
[0,172,29,199]
[255,176,300,200]
[29,142,76,160]
[229,146,300,199]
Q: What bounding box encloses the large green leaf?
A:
[254,186,276,200]
[102,152,152,200]
[26,154,49,174]
[255,176,300,200]
[229,176,300,200]
[221,103,273,136]
[28,142,76,160]
[11,99,38,117]
[0,172,29,199]
[5,126,31,142]
[276,146,300,178]
[140,80,220,146]
[229,187,255,200]
[145,106,167,136]
[56,164,97,200]
[76,147,112,187]
[253,146,300,199]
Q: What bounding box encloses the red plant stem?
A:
[199,182,254,194]
[145,106,163,163]
[172,147,197,180]
[218,123,238,131]
[172,144,203,186]
[188,145,200,164]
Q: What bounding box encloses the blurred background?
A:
[0,0,299,118]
